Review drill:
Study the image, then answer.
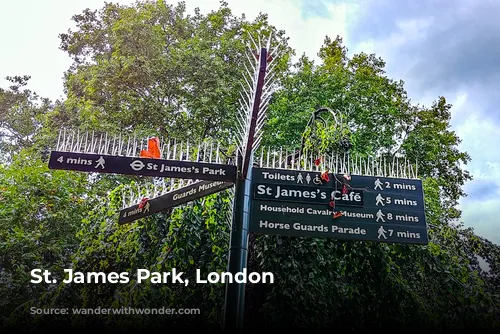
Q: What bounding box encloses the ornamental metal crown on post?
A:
[47,31,428,331]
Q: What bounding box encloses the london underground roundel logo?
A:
[130,160,145,171]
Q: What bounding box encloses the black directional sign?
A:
[252,168,423,193]
[119,180,234,224]
[250,168,428,245]
[251,218,426,244]
[253,183,425,211]
[254,183,365,207]
[48,151,237,183]
[252,201,426,225]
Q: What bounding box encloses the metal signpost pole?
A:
[223,152,253,330]
[223,47,268,331]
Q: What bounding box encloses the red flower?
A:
[333,211,343,219]
[320,170,329,182]
[138,197,149,209]
[314,158,321,166]
[342,184,349,195]
[329,200,335,208]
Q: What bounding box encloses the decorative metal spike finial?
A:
[119,177,199,210]
[235,32,283,176]
[255,147,419,179]
[53,129,234,165]
[118,177,234,217]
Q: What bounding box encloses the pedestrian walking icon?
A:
[374,178,383,190]
[297,173,303,184]
[376,209,385,222]
[143,202,150,213]
[377,226,387,239]
[95,156,106,169]
[375,194,385,206]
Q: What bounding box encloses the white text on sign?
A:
[256,184,362,202]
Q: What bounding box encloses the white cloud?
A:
[350,9,500,244]
[184,0,351,64]
[0,0,137,101]
[451,86,500,244]
[0,0,353,101]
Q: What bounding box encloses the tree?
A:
[249,35,499,329]
[0,152,91,324]
[55,0,292,146]
[402,97,472,222]
[0,76,53,161]
[6,184,233,331]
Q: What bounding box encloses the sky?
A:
[1,0,498,246]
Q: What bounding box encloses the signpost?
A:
[47,33,429,332]
[119,180,233,224]
[48,151,237,183]
[223,45,269,330]
[249,168,428,244]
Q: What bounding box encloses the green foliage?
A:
[19,186,233,331]
[54,0,293,146]
[402,97,472,219]
[250,35,500,328]
[0,152,91,322]
[0,76,53,160]
[300,109,352,156]
[252,34,496,327]
[263,37,407,156]
[247,227,500,329]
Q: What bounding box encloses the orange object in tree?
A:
[140,137,161,159]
